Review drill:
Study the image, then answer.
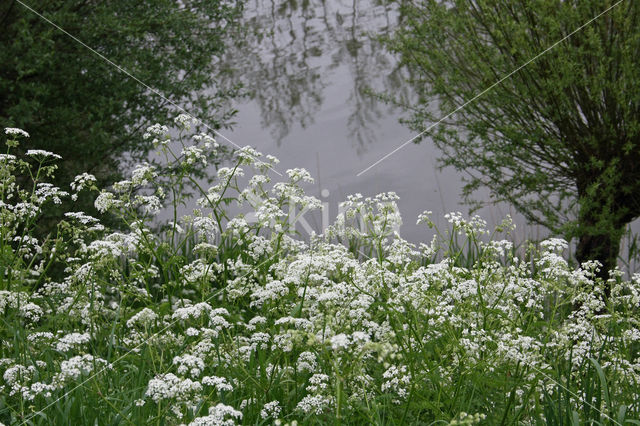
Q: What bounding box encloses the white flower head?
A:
[260,400,281,419]
[131,163,157,186]
[202,375,233,392]
[54,355,111,386]
[193,133,218,150]
[540,238,568,253]
[127,308,158,328]
[174,113,199,130]
[26,150,62,160]
[330,333,350,351]
[70,173,97,192]
[417,210,434,227]
[189,403,242,426]
[173,354,205,378]
[145,373,202,403]
[236,146,262,165]
[143,123,170,146]
[5,128,29,138]
[94,191,122,213]
[286,168,314,184]
[55,332,91,352]
[181,146,207,167]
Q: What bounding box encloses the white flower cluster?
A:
[296,351,318,373]
[0,291,29,312]
[172,302,213,321]
[53,355,111,386]
[260,400,281,419]
[444,211,488,236]
[296,394,334,415]
[64,211,101,227]
[181,259,216,283]
[182,146,207,167]
[192,133,218,150]
[131,163,157,186]
[127,307,158,328]
[70,172,97,193]
[188,403,242,426]
[94,191,122,213]
[55,332,91,352]
[4,123,640,424]
[19,302,44,323]
[235,146,262,166]
[26,150,62,160]
[145,373,202,403]
[133,194,162,215]
[540,237,569,253]
[3,364,36,396]
[4,127,29,137]
[0,153,17,164]
[416,210,434,226]
[201,375,233,392]
[296,373,334,415]
[250,279,289,308]
[34,182,68,205]
[143,123,170,146]
[174,113,198,130]
[381,365,412,402]
[173,354,205,378]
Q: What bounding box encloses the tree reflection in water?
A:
[222,0,407,153]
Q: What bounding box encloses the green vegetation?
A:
[0,0,242,228]
[1,125,638,424]
[387,0,640,282]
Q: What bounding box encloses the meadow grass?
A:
[1,122,639,425]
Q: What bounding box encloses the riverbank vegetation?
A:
[1,124,638,425]
[0,0,243,233]
[387,0,640,280]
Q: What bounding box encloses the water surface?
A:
[215,0,539,243]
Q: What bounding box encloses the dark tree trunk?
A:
[574,168,630,302]
[575,227,623,299]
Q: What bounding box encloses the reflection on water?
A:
[223,0,406,152]
[146,0,640,273]
[212,0,547,246]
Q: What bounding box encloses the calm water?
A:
[214,0,542,243]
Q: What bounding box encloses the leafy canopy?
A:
[388,0,640,273]
[0,0,242,187]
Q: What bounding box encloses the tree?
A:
[388,0,640,282]
[0,0,242,227]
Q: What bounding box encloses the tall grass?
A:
[0,122,639,425]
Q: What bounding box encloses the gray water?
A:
[214,0,543,244]
[145,0,640,274]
